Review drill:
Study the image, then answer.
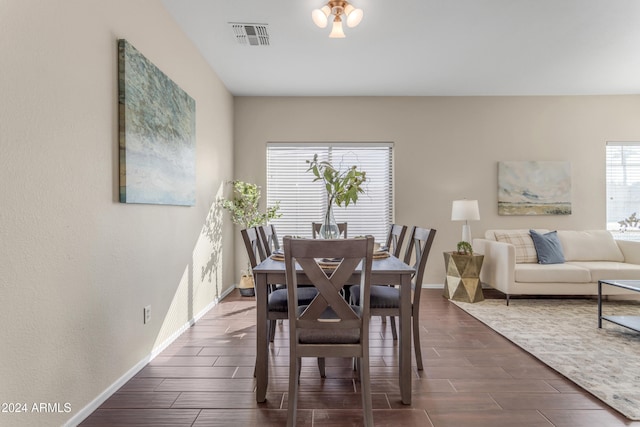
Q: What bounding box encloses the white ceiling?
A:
[161,0,640,97]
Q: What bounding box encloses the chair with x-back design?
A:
[386,223,408,258]
[350,226,436,370]
[284,236,374,427]
[241,227,318,344]
[380,223,408,339]
[258,224,280,257]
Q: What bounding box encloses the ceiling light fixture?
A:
[312,1,363,38]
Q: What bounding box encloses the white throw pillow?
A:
[556,230,624,262]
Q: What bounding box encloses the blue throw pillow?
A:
[529,230,565,264]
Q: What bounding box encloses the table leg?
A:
[399,274,412,405]
[598,281,602,329]
[256,273,268,402]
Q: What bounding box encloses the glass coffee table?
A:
[598,279,640,332]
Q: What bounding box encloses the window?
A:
[606,142,640,241]
[266,142,393,243]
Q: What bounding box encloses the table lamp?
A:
[451,199,480,243]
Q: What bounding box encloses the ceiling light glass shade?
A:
[312,6,330,28]
[329,18,345,38]
[311,6,331,28]
[344,5,364,28]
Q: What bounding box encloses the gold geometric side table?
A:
[443,252,485,303]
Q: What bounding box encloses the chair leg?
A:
[381,315,387,324]
[287,356,300,427]
[412,311,423,370]
[359,356,373,427]
[318,357,326,378]
[390,316,398,341]
[269,320,276,342]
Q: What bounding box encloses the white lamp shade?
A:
[344,6,363,28]
[329,18,345,38]
[312,7,330,28]
[451,200,480,221]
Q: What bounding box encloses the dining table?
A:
[253,253,416,405]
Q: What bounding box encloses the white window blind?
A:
[606,142,640,241]
[266,143,393,243]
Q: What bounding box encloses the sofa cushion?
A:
[568,261,640,282]
[515,263,591,283]
[557,230,624,262]
[493,230,538,263]
[530,230,565,264]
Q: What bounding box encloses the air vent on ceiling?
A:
[229,23,270,46]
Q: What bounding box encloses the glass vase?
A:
[319,204,340,239]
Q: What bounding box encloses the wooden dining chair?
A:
[258,223,281,292]
[381,223,408,337]
[311,222,348,239]
[386,223,408,257]
[241,228,318,344]
[257,224,287,336]
[284,236,374,427]
[240,227,266,272]
[258,223,280,256]
[350,226,436,370]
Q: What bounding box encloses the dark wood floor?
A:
[80,289,640,427]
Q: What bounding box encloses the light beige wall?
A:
[234,96,640,284]
[0,1,234,425]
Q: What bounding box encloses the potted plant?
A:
[220,180,281,296]
[306,154,366,238]
[455,241,473,255]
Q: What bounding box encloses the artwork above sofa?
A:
[473,229,640,305]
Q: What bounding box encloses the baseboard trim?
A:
[421,283,492,290]
[65,286,235,427]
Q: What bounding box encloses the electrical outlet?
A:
[144,305,151,324]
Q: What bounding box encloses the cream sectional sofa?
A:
[472,229,640,304]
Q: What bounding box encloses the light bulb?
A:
[329,17,345,38]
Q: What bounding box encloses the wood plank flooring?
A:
[80,289,640,427]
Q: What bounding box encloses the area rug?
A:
[452,298,640,420]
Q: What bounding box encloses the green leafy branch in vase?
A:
[305,154,367,208]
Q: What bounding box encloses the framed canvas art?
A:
[118,39,196,206]
[498,161,571,215]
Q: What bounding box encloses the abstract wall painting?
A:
[498,161,572,215]
[118,39,196,206]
